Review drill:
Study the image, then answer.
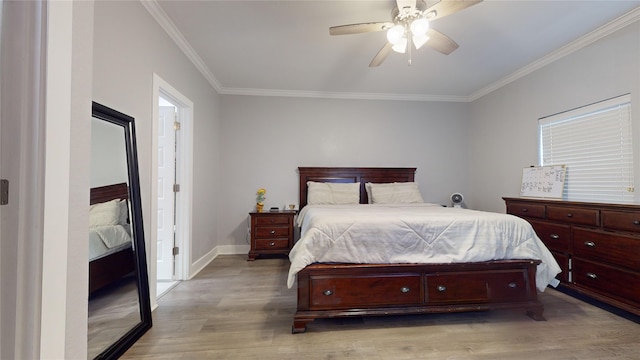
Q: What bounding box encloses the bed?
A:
[289,167,561,333]
[89,182,135,294]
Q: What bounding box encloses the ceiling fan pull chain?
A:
[408,32,412,66]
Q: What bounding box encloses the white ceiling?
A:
[148,0,640,102]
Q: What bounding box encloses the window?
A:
[539,94,634,203]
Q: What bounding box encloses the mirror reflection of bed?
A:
[87,183,140,358]
[88,105,151,360]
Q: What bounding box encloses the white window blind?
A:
[539,94,634,203]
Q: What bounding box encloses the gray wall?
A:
[92,1,222,266]
[91,118,128,187]
[219,96,471,246]
[469,21,640,213]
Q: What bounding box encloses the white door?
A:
[157,105,177,280]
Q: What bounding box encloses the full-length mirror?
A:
[88,102,151,359]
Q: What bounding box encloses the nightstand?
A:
[248,210,296,261]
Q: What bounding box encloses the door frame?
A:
[151,74,193,302]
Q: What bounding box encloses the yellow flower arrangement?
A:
[256,188,266,212]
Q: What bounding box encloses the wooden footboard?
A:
[292,260,545,333]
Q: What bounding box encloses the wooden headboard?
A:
[298,167,416,209]
[90,182,129,205]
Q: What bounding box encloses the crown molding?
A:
[218,87,469,102]
[143,1,638,103]
[469,6,640,102]
[140,0,222,92]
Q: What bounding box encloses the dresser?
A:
[504,197,640,316]
[248,210,296,260]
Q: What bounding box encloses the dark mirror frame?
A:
[91,102,152,359]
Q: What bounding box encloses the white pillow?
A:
[91,224,132,249]
[307,181,360,205]
[118,199,129,225]
[89,199,120,228]
[367,182,425,204]
[365,182,373,203]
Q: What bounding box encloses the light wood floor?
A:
[89,275,140,359]
[122,255,640,359]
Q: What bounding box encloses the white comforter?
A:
[287,204,561,291]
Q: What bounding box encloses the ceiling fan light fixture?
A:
[392,37,407,53]
[412,34,430,49]
[386,24,405,44]
[410,18,429,36]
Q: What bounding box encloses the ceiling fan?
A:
[330,0,482,67]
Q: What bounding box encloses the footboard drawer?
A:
[426,270,530,304]
[308,274,421,310]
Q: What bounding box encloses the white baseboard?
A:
[187,244,251,280]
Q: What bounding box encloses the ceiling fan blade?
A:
[369,42,393,67]
[425,28,459,55]
[330,22,394,36]
[424,0,482,21]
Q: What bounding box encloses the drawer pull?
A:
[586,272,598,280]
[521,208,528,213]
[566,213,573,218]
[269,241,275,246]
[270,230,276,235]
[549,234,560,240]
[584,241,596,248]
[634,220,640,225]
[437,285,447,292]
[400,286,411,293]
[323,290,333,296]
[508,282,517,288]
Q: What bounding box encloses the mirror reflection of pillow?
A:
[118,199,129,225]
[91,224,132,249]
[89,199,120,228]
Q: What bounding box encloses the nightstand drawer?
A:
[547,206,599,226]
[528,220,570,253]
[254,238,290,250]
[255,216,291,226]
[572,227,640,271]
[255,226,290,238]
[602,210,640,233]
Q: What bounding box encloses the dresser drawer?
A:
[572,228,640,271]
[547,206,599,226]
[254,226,290,238]
[254,238,289,250]
[602,210,640,233]
[573,259,640,307]
[528,220,570,253]
[309,274,421,309]
[506,202,546,219]
[255,216,291,226]
[426,270,530,304]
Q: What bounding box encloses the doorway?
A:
[151,74,193,303]
[156,98,178,293]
